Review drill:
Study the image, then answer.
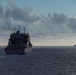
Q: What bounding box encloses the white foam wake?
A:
[24,47,32,53]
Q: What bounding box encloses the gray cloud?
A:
[0,3,76,37]
[67,18,76,30]
[0,3,40,31]
[5,5,40,23]
[0,4,4,17]
[52,13,68,24]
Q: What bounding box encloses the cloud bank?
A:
[0,3,76,38]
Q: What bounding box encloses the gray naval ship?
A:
[5,27,32,55]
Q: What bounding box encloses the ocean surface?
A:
[0,46,76,75]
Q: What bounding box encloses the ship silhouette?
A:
[5,26,32,55]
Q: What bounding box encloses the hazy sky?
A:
[0,0,76,46]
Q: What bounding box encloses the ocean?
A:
[0,46,76,75]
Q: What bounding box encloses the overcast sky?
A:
[0,0,76,46]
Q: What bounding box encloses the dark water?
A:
[0,46,76,75]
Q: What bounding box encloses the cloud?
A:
[52,13,68,24]
[5,4,40,23]
[67,18,76,31]
[0,2,76,38]
[0,3,40,31]
[0,4,4,17]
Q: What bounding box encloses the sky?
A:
[1,0,76,16]
[0,0,76,46]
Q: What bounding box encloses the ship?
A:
[5,26,32,55]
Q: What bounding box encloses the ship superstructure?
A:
[5,27,32,55]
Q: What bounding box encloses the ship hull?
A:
[5,47,32,55]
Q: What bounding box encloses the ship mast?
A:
[14,27,15,33]
[19,25,20,32]
[24,27,25,33]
